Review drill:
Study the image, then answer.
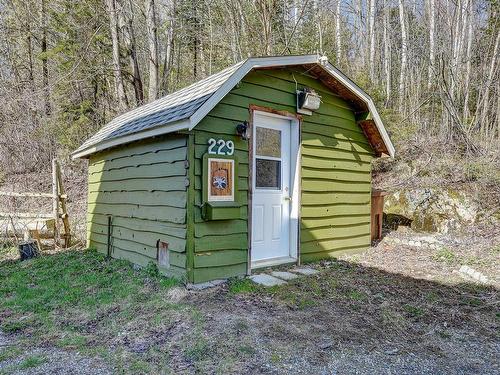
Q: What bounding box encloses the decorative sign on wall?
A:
[207,158,234,201]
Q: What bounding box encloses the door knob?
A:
[284,196,292,202]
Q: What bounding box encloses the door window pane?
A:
[256,158,281,189]
[256,127,281,158]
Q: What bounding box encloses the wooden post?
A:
[52,159,59,248]
[55,161,71,247]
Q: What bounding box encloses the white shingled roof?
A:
[73,55,394,158]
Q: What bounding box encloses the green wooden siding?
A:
[188,67,374,282]
[87,135,188,279]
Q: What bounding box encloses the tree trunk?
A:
[105,0,128,111]
[427,0,435,89]
[383,0,391,104]
[120,0,144,105]
[369,0,376,81]
[398,0,408,108]
[145,0,159,101]
[479,31,500,137]
[161,0,176,94]
[463,5,473,122]
[41,0,51,115]
[335,0,341,65]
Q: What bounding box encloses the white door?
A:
[251,113,292,264]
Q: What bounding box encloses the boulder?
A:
[384,188,478,234]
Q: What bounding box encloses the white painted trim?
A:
[71,119,190,159]
[251,256,297,270]
[250,110,299,268]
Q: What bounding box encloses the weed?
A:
[347,289,366,301]
[0,347,22,363]
[403,304,425,318]
[186,337,210,361]
[228,278,259,294]
[57,334,87,349]
[433,247,457,264]
[238,345,256,355]
[19,355,47,369]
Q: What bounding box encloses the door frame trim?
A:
[247,105,302,274]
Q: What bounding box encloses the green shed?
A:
[73,55,395,284]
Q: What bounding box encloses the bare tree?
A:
[398,0,408,108]
[145,0,159,101]
[105,0,128,111]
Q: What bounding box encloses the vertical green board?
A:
[86,135,188,279]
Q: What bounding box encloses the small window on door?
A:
[255,127,282,190]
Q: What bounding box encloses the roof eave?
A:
[71,119,191,159]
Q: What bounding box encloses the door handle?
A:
[284,196,292,202]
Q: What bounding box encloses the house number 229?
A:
[208,138,234,156]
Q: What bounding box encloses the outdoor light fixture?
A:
[297,87,322,115]
[236,121,249,140]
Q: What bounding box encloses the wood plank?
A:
[302,145,373,162]
[302,191,371,205]
[88,223,186,252]
[87,203,186,224]
[90,136,186,164]
[301,214,371,229]
[90,234,186,268]
[300,233,371,253]
[194,219,247,237]
[88,190,187,208]
[193,250,247,268]
[88,176,187,192]
[301,204,370,217]
[89,146,187,174]
[194,233,248,252]
[0,191,53,198]
[302,183,371,194]
[301,168,371,183]
[194,206,248,223]
[301,155,372,171]
[301,223,370,242]
[302,133,374,154]
[88,214,186,238]
[192,263,247,284]
[88,161,186,183]
[301,246,370,262]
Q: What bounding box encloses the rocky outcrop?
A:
[384,188,479,234]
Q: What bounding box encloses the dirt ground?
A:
[0,226,498,374]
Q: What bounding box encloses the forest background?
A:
[0,0,498,239]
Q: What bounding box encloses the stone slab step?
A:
[291,267,319,276]
[249,274,287,287]
[270,271,299,280]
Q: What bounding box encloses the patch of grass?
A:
[56,334,87,349]
[238,345,256,356]
[0,347,22,363]
[228,278,260,294]
[347,289,367,301]
[433,247,457,264]
[19,355,47,369]
[186,337,210,361]
[0,248,182,371]
[403,304,425,318]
